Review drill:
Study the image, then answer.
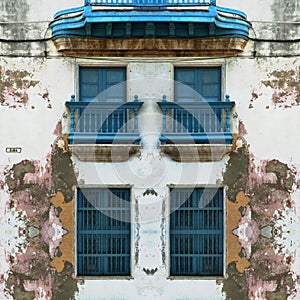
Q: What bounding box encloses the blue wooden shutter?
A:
[170,188,224,276]
[79,67,127,135]
[77,188,131,276]
[174,67,221,102]
[79,67,126,102]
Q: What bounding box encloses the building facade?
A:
[0,0,299,299]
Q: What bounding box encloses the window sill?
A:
[167,275,225,280]
[75,275,134,280]
[160,144,232,162]
[69,143,232,162]
[69,144,141,162]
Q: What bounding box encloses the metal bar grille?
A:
[170,188,223,276]
[77,188,131,276]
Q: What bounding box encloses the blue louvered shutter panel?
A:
[174,67,221,102]
[174,67,221,133]
[79,67,126,102]
[170,188,224,276]
[79,67,127,134]
[77,188,131,276]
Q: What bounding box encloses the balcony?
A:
[50,0,250,57]
[65,95,235,162]
[157,96,235,145]
[66,95,143,145]
[65,96,143,162]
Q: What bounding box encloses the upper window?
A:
[169,188,224,276]
[79,67,126,102]
[76,188,131,276]
[174,67,221,102]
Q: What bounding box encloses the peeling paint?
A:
[222,121,297,299]
[261,67,300,107]
[50,191,75,273]
[2,124,79,300]
[0,66,39,107]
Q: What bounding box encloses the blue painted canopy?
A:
[50,0,250,40]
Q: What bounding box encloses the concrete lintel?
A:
[160,144,232,162]
[53,37,247,57]
[69,144,141,162]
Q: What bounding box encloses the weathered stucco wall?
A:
[0,0,299,299]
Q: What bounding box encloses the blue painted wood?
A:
[50,2,250,41]
[87,0,212,6]
[66,100,143,144]
[157,100,235,144]
[80,67,126,102]
[175,67,221,103]
[170,188,223,276]
[77,188,131,276]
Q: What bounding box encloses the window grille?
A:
[170,188,224,276]
[77,188,131,276]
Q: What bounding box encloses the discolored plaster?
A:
[50,191,75,273]
[261,68,300,108]
[222,122,297,300]
[226,191,251,274]
[3,124,79,300]
[0,66,39,107]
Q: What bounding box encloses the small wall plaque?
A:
[6,147,22,153]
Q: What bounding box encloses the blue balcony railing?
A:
[157,96,235,144]
[66,95,143,144]
[65,95,235,145]
[85,0,215,6]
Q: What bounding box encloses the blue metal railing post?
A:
[225,94,231,133]
[161,95,167,134]
[70,94,76,134]
[134,95,139,133]
[211,0,216,5]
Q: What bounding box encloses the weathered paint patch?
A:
[50,191,75,273]
[261,68,300,107]
[222,122,297,299]
[3,124,79,300]
[0,66,39,107]
[226,191,251,273]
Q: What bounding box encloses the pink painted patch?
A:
[40,206,66,258]
[248,274,277,300]
[24,274,54,300]
[235,205,260,259]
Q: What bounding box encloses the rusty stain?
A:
[50,191,75,273]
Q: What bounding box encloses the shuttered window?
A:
[77,188,131,276]
[174,67,221,102]
[170,188,224,276]
[78,67,127,135]
[79,67,126,102]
